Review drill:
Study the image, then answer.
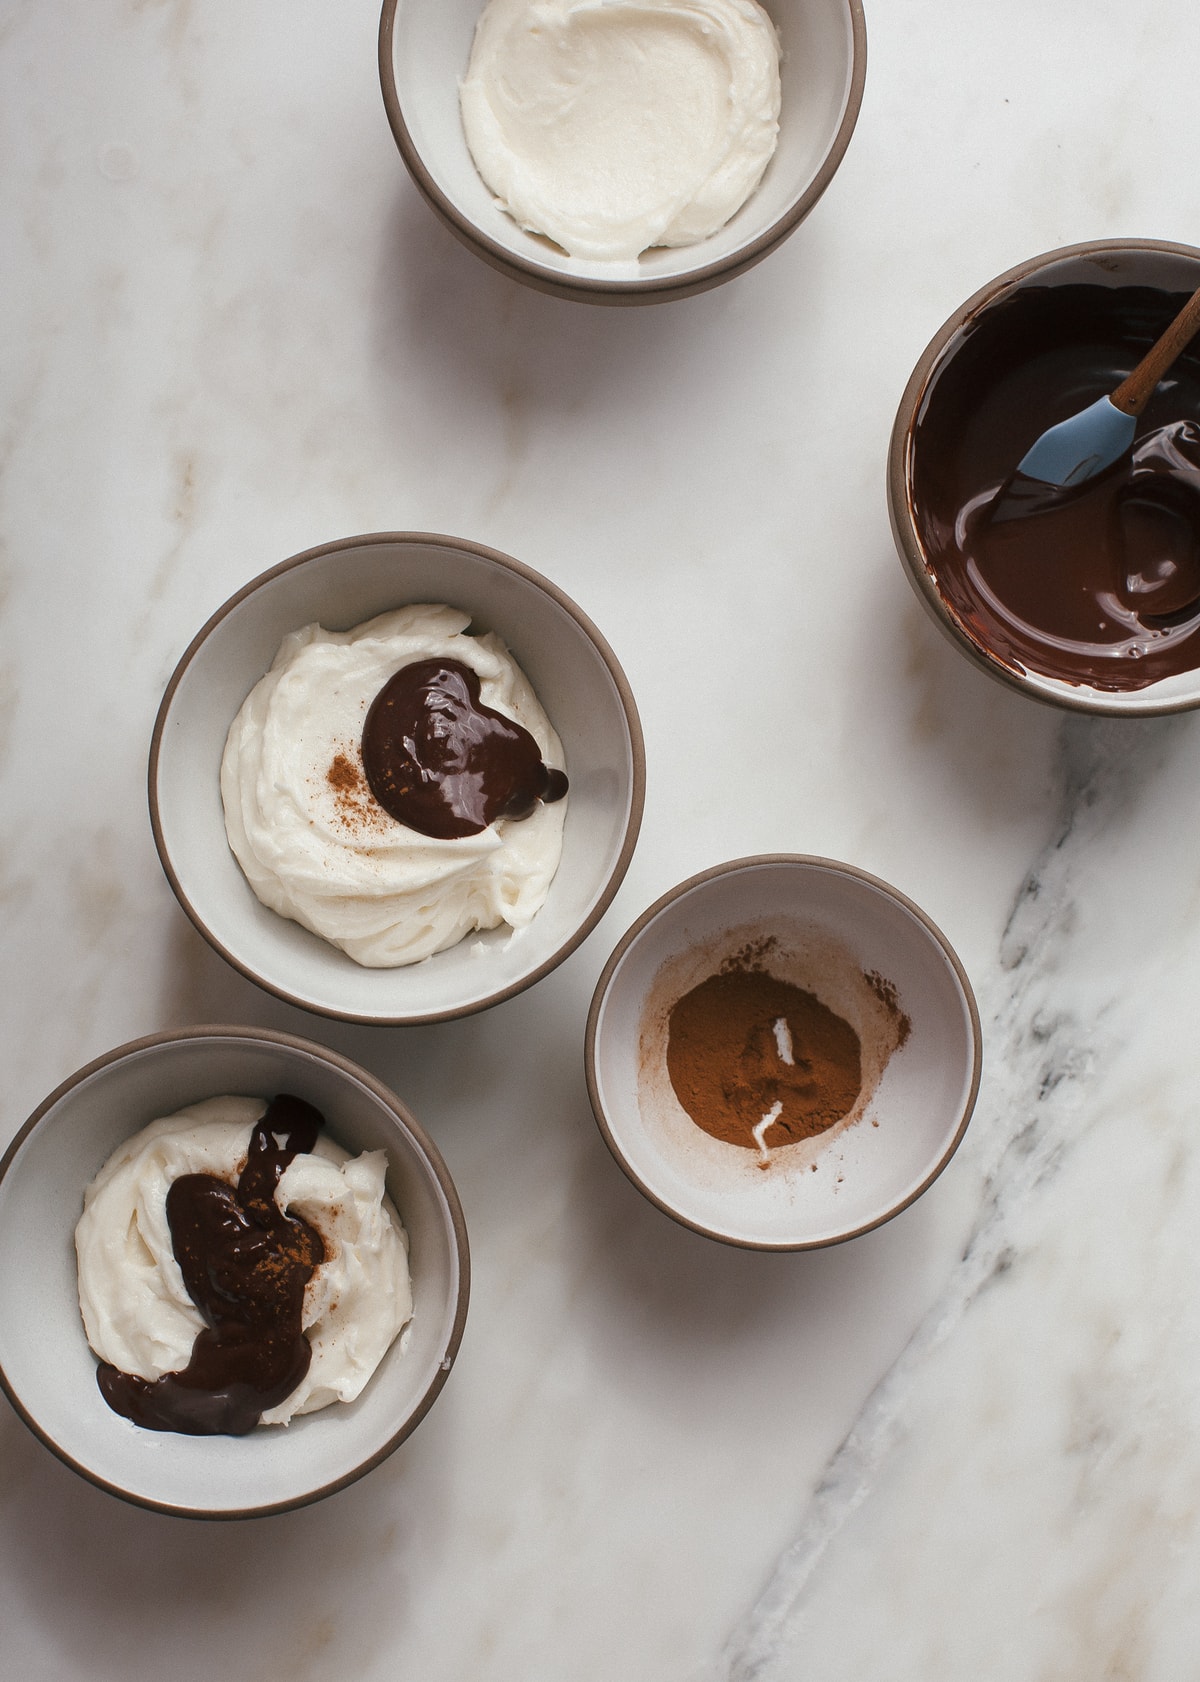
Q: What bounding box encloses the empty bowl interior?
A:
[152,535,641,1020]
[384,0,863,294]
[588,858,980,1248]
[0,1031,467,1516]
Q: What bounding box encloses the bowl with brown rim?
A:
[150,531,645,1023]
[889,238,1200,716]
[378,0,867,305]
[585,856,981,1248]
[0,1026,469,1518]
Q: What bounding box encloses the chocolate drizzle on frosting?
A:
[361,657,568,840]
[96,1094,326,1437]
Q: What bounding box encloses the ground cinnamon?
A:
[327,752,361,797]
[666,966,862,1152]
[866,970,912,1048]
[325,749,387,837]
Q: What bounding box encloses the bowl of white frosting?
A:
[150,532,645,1022]
[379,0,867,303]
[0,1026,469,1517]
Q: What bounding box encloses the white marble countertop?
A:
[4,2,1200,1677]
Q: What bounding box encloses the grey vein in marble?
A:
[717,717,1192,1682]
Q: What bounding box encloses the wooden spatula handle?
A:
[1111,283,1200,416]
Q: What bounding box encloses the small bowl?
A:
[150,531,645,1023]
[889,238,1200,717]
[379,0,866,305]
[0,1026,469,1518]
[585,856,981,1249]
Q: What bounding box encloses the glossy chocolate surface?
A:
[912,281,1200,690]
[97,1094,326,1437]
[362,657,568,840]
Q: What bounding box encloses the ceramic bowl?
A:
[585,856,981,1249]
[150,531,644,1023]
[889,238,1200,717]
[0,1026,469,1518]
[379,0,866,305]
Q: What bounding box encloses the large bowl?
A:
[586,856,981,1248]
[379,0,866,305]
[0,1027,469,1519]
[889,238,1200,717]
[150,532,645,1023]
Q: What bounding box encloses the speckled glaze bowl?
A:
[0,1027,469,1519]
[150,531,645,1023]
[586,856,981,1249]
[889,238,1200,717]
[379,0,867,305]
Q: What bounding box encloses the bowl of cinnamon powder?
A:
[585,855,981,1248]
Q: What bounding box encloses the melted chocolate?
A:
[97,1094,326,1437]
[912,279,1200,690]
[361,657,568,840]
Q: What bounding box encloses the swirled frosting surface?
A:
[220,604,568,968]
[75,1097,412,1426]
[460,0,782,262]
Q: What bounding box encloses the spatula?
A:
[993,281,1200,519]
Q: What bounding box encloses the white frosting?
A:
[75,1097,413,1426]
[460,0,782,263]
[220,604,568,968]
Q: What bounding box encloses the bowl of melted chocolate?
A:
[0,1027,469,1517]
[585,856,981,1249]
[890,239,1200,714]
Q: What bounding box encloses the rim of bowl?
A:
[377,0,868,306]
[888,236,1200,718]
[584,853,983,1250]
[0,1024,472,1521]
[148,530,647,1026]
